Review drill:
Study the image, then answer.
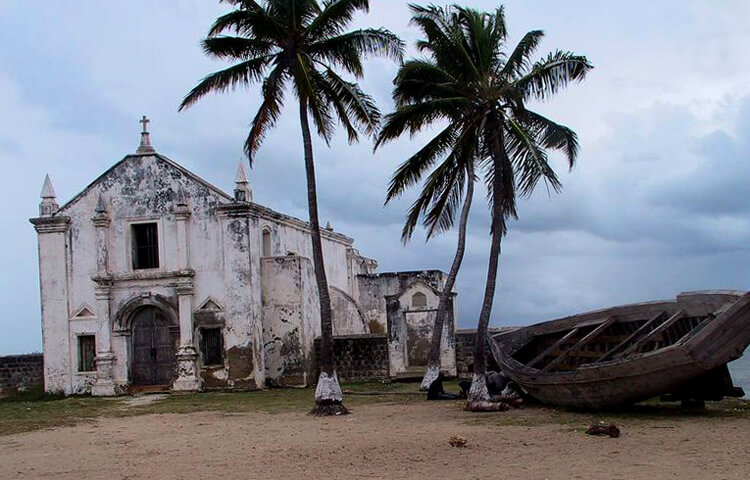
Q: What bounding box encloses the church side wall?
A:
[36,228,72,394]
[216,210,263,390]
[261,256,317,386]
[258,219,352,295]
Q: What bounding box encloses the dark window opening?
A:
[262,229,272,257]
[78,335,96,372]
[200,328,223,366]
[132,223,159,269]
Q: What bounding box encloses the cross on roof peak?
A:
[139,115,150,133]
[136,115,156,154]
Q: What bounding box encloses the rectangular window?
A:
[200,328,223,366]
[78,335,96,372]
[132,223,159,270]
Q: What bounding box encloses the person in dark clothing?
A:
[486,371,509,395]
[458,380,472,399]
[427,373,460,400]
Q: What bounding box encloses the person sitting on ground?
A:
[486,371,509,396]
[427,373,460,400]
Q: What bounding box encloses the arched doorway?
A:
[131,307,176,386]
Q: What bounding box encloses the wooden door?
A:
[132,308,175,386]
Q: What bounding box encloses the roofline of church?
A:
[52,152,356,246]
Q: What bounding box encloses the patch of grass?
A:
[0,394,123,436]
[127,380,435,417]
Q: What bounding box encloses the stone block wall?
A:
[455,330,503,378]
[0,354,44,393]
[314,334,389,382]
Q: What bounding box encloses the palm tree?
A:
[179,0,403,415]
[376,59,481,392]
[379,4,591,407]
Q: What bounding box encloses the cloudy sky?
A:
[1,0,750,355]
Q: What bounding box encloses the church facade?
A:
[30,122,457,396]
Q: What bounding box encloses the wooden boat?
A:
[489,291,750,408]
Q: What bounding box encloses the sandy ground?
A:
[2,401,750,480]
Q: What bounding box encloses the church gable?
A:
[57,154,232,221]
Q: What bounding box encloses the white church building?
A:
[30,120,457,396]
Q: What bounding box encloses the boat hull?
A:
[490,291,750,408]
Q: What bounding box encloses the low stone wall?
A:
[314,334,389,382]
[455,329,505,378]
[0,354,44,393]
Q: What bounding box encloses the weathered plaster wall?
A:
[56,154,234,393]
[261,256,317,386]
[330,287,369,336]
[34,222,71,393]
[356,271,447,334]
[34,151,380,395]
[257,215,358,295]
[357,272,456,378]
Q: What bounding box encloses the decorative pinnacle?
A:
[39,174,59,217]
[176,188,188,207]
[235,162,249,184]
[95,192,107,213]
[40,174,56,199]
[136,115,156,154]
[234,162,252,203]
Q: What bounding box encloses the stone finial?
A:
[136,115,156,154]
[176,188,188,207]
[234,162,253,203]
[39,174,59,217]
[92,192,110,228]
[325,221,333,231]
[95,192,107,214]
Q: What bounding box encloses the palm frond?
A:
[514,50,593,101]
[179,55,273,110]
[244,63,289,160]
[321,68,380,136]
[500,30,544,80]
[376,98,469,142]
[384,124,458,202]
[505,116,561,196]
[392,59,459,106]
[308,0,370,39]
[201,36,276,60]
[524,110,579,168]
[310,28,404,76]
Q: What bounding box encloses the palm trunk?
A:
[300,97,347,416]
[467,127,505,407]
[420,165,475,390]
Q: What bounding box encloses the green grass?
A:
[2,381,748,437]
[0,386,124,436]
[0,381,433,436]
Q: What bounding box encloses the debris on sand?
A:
[585,422,620,438]
[449,435,468,448]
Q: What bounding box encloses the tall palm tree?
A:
[379,4,591,407]
[179,0,403,415]
[376,57,481,392]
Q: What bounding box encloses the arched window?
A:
[262,229,272,257]
[412,292,427,308]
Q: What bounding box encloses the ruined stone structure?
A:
[0,354,43,393]
[30,120,457,396]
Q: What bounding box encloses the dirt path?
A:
[2,401,750,480]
